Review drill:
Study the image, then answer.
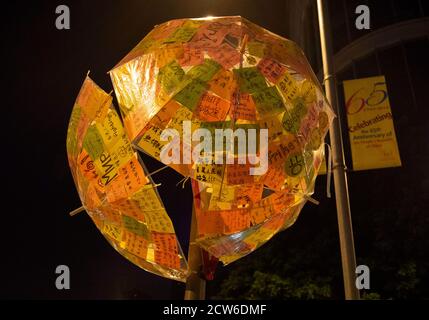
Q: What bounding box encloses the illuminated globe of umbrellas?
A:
[66,16,334,282]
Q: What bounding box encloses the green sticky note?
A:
[174,80,208,111]
[252,86,285,115]
[164,26,197,43]
[122,215,151,240]
[83,125,105,160]
[281,97,307,133]
[247,41,265,57]
[158,60,185,93]
[285,153,305,177]
[188,59,221,82]
[234,67,268,93]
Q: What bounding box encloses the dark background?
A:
[2,0,428,299]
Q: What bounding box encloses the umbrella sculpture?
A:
[67,16,334,282]
[66,77,188,281]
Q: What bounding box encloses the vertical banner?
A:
[343,76,401,171]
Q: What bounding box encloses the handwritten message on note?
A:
[220,209,251,234]
[152,232,178,254]
[208,43,241,69]
[122,230,149,260]
[179,44,204,66]
[209,69,235,100]
[234,67,268,94]
[257,58,286,84]
[195,92,230,122]
[158,60,185,94]
[122,214,151,240]
[230,92,257,121]
[252,86,285,116]
[276,72,300,103]
[174,80,208,111]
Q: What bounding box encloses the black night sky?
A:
[2,0,428,300]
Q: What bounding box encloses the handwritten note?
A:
[233,67,268,94]
[282,97,307,134]
[195,92,230,122]
[187,59,221,82]
[174,80,208,111]
[243,226,275,248]
[193,163,223,184]
[138,125,168,159]
[83,125,105,160]
[102,222,123,242]
[150,100,181,129]
[208,43,241,69]
[110,198,144,222]
[276,72,300,103]
[230,92,257,121]
[208,183,236,211]
[220,209,251,234]
[156,45,184,68]
[154,250,181,269]
[141,208,175,234]
[257,58,286,84]
[76,77,110,121]
[197,210,224,235]
[179,44,204,66]
[258,115,284,142]
[122,215,151,240]
[262,164,286,191]
[158,60,185,94]
[236,183,263,207]
[122,230,149,259]
[133,185,164,211]
[252,86,285,115]
[191,22,229,49]
[226,163,254,185]
[208,69,235,100]
[152,232,178,254]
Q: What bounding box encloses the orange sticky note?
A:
[197,211,224,236]
[106,155,149,203]
[236,183,263,207]
[154,250,181,269]
[219,209,251,234]
[152,232,178,254]
[208,43,241,69]
[230,93,257,121]
[122,230,149,259]
[195,92,230,122]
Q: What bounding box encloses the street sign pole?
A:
[317,0,360,300]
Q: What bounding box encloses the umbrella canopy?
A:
[109,16,334,264]
[66,76,188,281]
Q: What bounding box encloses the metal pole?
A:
[316,0,360,300]
[184,207,206,300]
